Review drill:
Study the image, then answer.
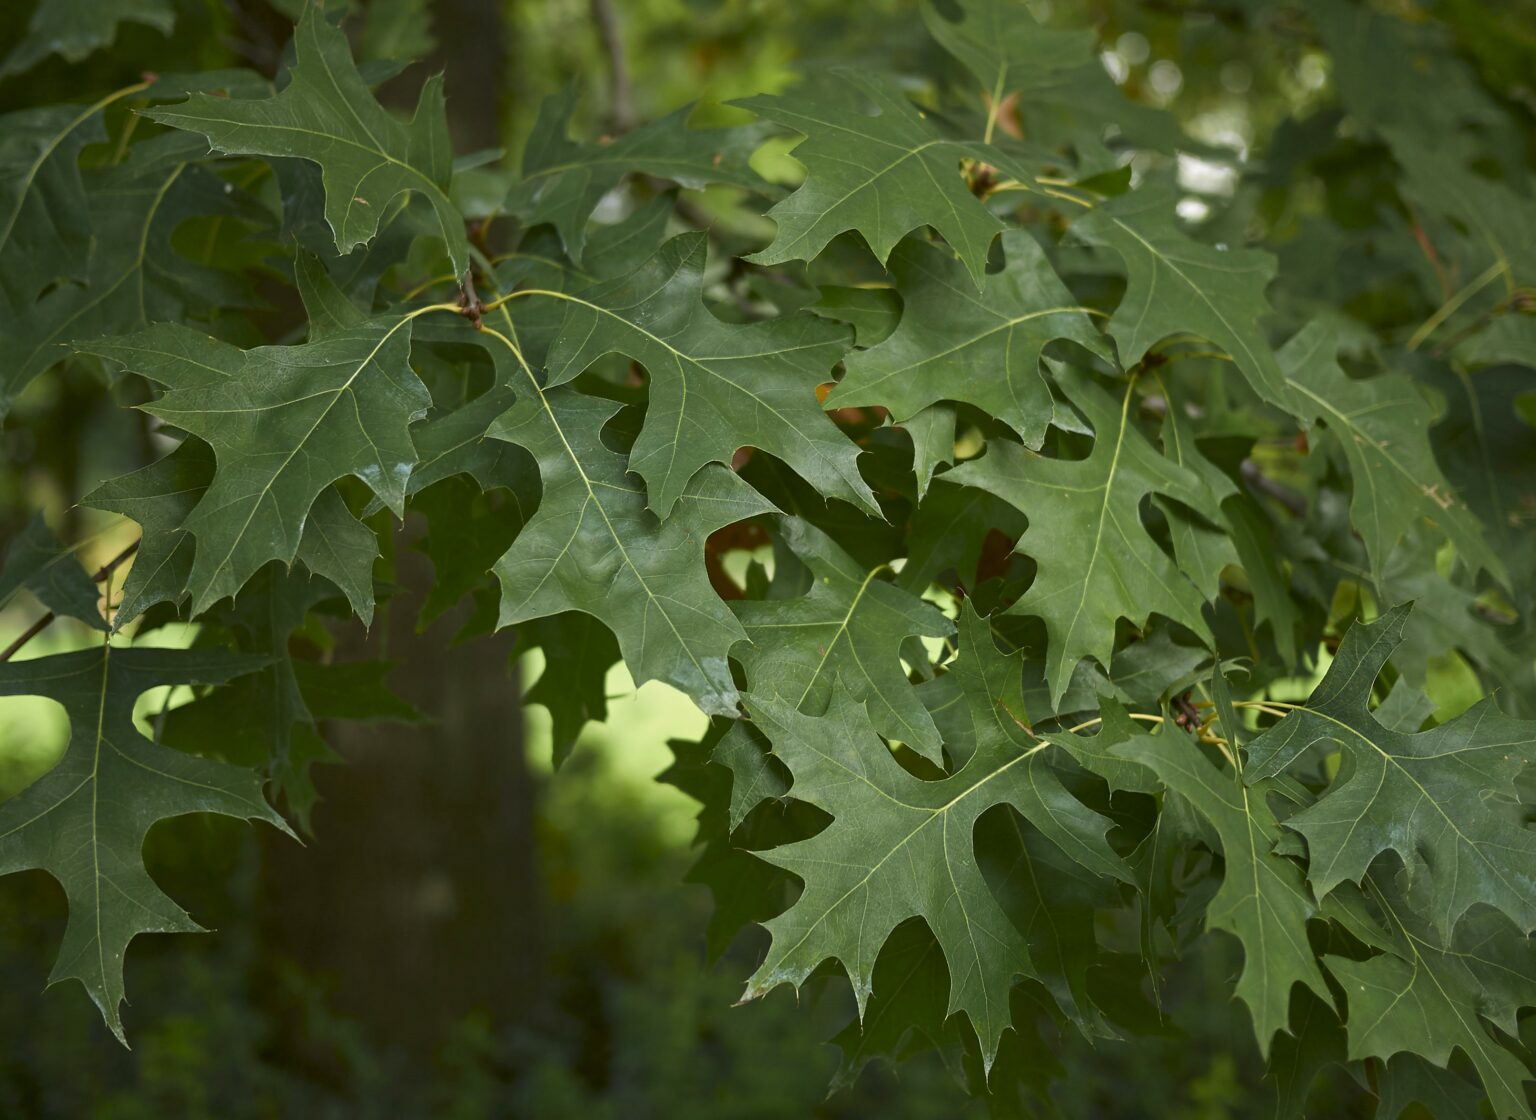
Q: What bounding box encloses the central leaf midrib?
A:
[185,309,428,608]
[794,563,889,707]
[1052,380,1133,678]
[486,305,717,691]
[767,730,1043,965]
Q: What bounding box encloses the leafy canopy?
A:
[3,0,1535,1115]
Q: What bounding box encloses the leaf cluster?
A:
[2,1,1535,1114]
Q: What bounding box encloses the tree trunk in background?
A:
[259,521,538,1060]
[257,0,535,1066]
[432,0,512,155]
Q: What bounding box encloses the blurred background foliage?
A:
[1,0,1529,1115]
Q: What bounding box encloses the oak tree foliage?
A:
[2,0,1535,1114]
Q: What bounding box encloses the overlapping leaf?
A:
[6,133,264,410]
[487,342,773,713]
[918,0,1093,115]
[540,232,877,517]
[827,230,1112,448]
[947,364,1213,705]
[0,100,105,312]
[1245,604,1536,937]
[0,644,289,1042]
[730,517,953,762]
[920,0,1192,155]
[1070,186,1296,413]
[733,71,1004,284]
[507,87,772,260]
[0,0,174,78]
[146,4,470,276]
[743,608,1130,1069]
[0,513,106,629]
[81,316,433,614]
[1325,879,1536,1120]
[1117,716,1330,1053]
[1280,319,1502,583]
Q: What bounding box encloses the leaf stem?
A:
[982,73,1005,145]
[1406,260,1508,351]
[1064,711,1168,733]
[1042,186,1093,208]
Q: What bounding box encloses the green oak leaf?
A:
[0,0,174,78]
[739,684,1041,1071]
[507,87,772,261]
[145,4,470,276]
[1325,878,1536,1120]
[0,101,105,312]
[733,71,1004,284]
[1390,144,1536,290]
[919,0,1093,117]
[1223,492,1301,665]
[83,439,211,625]
[1151,396,1300,659]
[0,512,106,630]
[487,374,773,716]
[1244,603,1536,938]
[826,230,1112,448]
[662,721,793,959]
[1070,185,1296,413]
[898,478,1026,594]
[1382,531,1530,703]
[946,364,1213,707]
[0,643,290,1042]
[828,919,952,1089]
[359,0,436,62]
[162,566,415,830]
[294,488,378,625]
[903,404,957,499]
[810,285,902,348]
[1307,1,1535,288]
[1113,719,1331,1055]
[162,565,334,829]
[81,316,432,614]
[6,133,264,411]
[518,613,621,766]
[85,437,380,627]
[1377,1055,1493,1120]
[743,603,1130,1071]
[1155,395,1238,602]
[729,516,954,763]
[950,603,1132,888]
[1280,319,1502,584]
[920,0,1191,156]
[540,232,877,518]
[1458,315,1536,371]
[712,719,788,833]
[1043,697,1166,796]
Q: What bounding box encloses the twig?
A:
[589,0,634,133]
[1404,200,1452,305]
[0,615,54,663]
[458,270,486,329]
[1430,288,1535,358]
[1172,692,1202,731]
[0,540,140,662]
[1406,259,1508,351]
